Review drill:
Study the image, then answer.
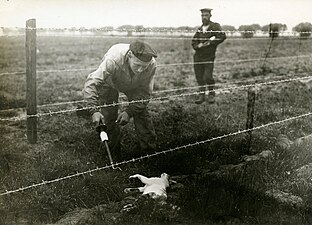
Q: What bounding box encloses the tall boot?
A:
[195,86,206,104]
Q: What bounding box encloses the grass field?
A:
[1,34,312,224]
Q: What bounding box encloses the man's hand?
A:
[203,40,211,46]
[197,42,204,48]
[92,112,104,126]
[116,111,130,126]
[197,41,210,48]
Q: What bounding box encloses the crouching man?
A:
[82,41,158,159]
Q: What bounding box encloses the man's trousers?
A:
[98,86,157,156]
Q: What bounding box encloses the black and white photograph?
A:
[1,0,312,224]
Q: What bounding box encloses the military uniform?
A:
[83,42,157,156]
[192,8,226,104]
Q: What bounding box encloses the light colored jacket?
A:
[83,43,156,116]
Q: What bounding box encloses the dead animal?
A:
[122,173,180,215]
[124,173,170,200]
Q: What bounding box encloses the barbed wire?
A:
[0,68,96,77]
[38,100,86,108]
[0,71,25,76]
[1,74,312,122]
[1,110,312,197]
[1,54,311,77]
[156,54,312,68]
[0,72,308,112]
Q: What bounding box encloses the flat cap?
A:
[200,8,213,13]
[129,41,157,58]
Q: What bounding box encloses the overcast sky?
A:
[0,0,311,30]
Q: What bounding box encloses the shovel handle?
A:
[103,141,122,171]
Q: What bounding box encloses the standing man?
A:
[192,8,226,104]
[83,41,158,158]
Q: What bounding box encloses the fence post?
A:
[183,36,191,61]
[26,18,37,143]
[246,86,256,153]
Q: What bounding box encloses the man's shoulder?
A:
[209,21,221,28]
[104,43,129,65]
[195,26,202,32]
[107,43,130,56]
[195,22,221,31]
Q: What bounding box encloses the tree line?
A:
[1,22,311,38]
[225,22,312,38]
[104,22,312,38]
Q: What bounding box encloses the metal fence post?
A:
[246,86,256,153]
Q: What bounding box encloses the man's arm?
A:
[83,69,103,115]
[83,59,115,115]
[210,23,226,46]
[191,29,202,50]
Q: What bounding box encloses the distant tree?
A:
[293,22,312,38]
[176,26,194,32]
[150,27,160,32]
[221,25,236,36]
[221,25,236,32]
[238,25,255,38]
[262,23,287,38]
[147,27,172,32]
[166,27,176,32]
[261,24,270,32]
[151,27,176,32]
[144,27,153,32]
[134,25,145,32]
[117,25,135,36]
[250,24,262,31]
[78,27,87,32]
[69,27,77,32]
[100,26,114,32]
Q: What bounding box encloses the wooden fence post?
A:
[26,19,37,143]
[246,86,256,153]
[183,36,191,61]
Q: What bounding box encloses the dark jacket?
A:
[192,21,226,61]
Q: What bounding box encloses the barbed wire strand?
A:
[2,75,312,121]
[1,111,312,197]
[1,74,312,122]
[0,71,308,112]
[0,72,306,112]
[1,54,311,77]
